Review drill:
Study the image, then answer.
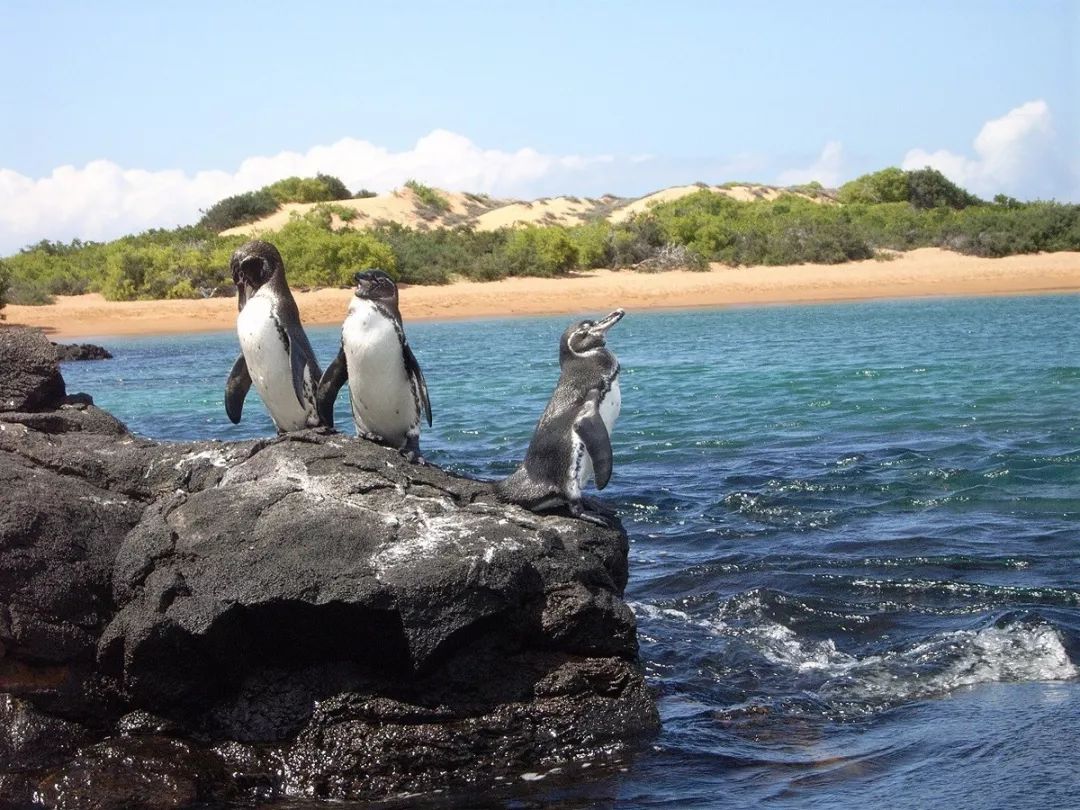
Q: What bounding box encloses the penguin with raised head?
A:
[495,309,625,525]
[316,270,432,462]
[224,240,322,433]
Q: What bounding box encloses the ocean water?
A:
[63,294,1080,809]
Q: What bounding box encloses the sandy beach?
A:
[5,248,1078,340]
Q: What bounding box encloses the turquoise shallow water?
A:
[64,294,1080,809]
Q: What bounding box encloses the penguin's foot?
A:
[401,434,426,465]
[400,448,428,466]
[568,500,616,528]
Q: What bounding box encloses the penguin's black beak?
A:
[236,279,248,312]
[590,308,625,336]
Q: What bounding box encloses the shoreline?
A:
[5,247,1079,340]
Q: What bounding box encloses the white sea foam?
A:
[628,602,693,624]
[706,609,1077,709]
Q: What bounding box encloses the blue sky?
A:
[1,0,1076,252]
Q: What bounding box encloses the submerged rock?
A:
[51,342,113,362]
[0,326,658,807]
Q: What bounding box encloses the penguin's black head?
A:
[561,309,625,360]
[231,240,284,311]
[353,269,399,306]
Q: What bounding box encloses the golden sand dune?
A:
[220,186,505,237]
[218,183,828,238]
[472,195,625,231]
[7,248,1077,341]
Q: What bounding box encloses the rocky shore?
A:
[0,326,658,808]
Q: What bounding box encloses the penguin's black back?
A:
[521,350,617,488]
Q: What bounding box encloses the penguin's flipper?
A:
[224,353,251,424]
[403,344,433,427]
[316,344,349,429]
[574,394,613,489]
[284,322,321,410]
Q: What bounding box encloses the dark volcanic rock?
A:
[0,327,65,411]
[51,342,113,362]
[51,343,112,360]
[37,735,234,810]
[0,327,659,806]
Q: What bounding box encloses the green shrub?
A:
[265,174,352,205]
[644,190,874,266]
[0,259,10,314]
[568,221,615,268]
[198,189,280,232]
[311,202,359,223]
[314,173,352,200]
[611,215,668,266]
[906,167,983,209]
[837,167,910,204]
[93,228,241,300]
[839,166,983,210]
[941,202,1080,257]
[354,188,377,199]
[404,179,451,213]
[503,226,578,277]
[7,278,55,306]
[273,212,396,287]
[369,222,510,284]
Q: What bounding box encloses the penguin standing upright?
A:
[224,240,322,433]
[316,270,432,462]
[495,309,625,525]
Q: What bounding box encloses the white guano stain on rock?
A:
[173,449,230,472]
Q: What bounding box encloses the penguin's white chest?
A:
[599,376,621,435]
[237,293,312,431]
[342,299,417,443]
[575,375,621,491]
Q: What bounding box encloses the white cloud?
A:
[0,130,619,254]
[775,141,845,187]
[902,100,1075,201]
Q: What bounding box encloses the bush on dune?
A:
[272,212,396,287]
[404,180,451,214]
[197,190,280,233]
[838,166,983,209]
[266,174,352,205]
[197,174,353,233]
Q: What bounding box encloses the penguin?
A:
[224,240,322,433]
[316,270,432,461]
[495,309,625,525]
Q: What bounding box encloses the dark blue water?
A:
[64,295,1080,809]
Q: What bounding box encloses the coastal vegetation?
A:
[0,258,8,314]
[2,167,1078,309]
[196,173,354,232]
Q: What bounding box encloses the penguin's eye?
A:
[240,257,263,278]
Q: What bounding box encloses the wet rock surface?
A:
[51,343,113,363]
[0,327,658,808]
